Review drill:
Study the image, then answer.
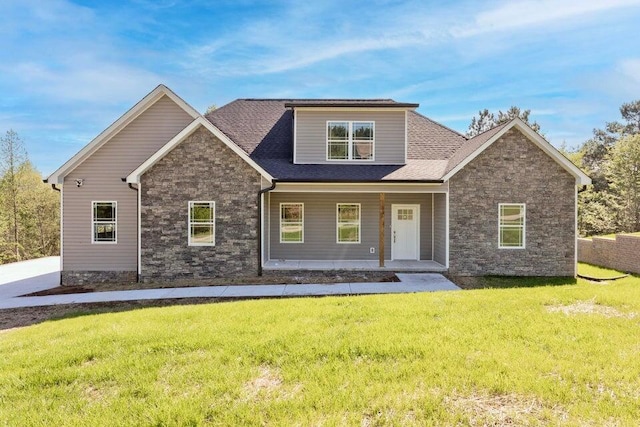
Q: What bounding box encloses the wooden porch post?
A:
[379,192,385,267]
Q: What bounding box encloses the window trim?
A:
[91,201,117,244]
[188,201,216,247]
[326,121,375,162]
[336,203,361,244]
[498,203,526,249]
[280,202,304,244]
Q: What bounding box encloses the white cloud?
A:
[453,0,640,37]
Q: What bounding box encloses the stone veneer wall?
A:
[448,128,576,276]
[578,235,640,274]
[61,271,137,285]
[140,126,262,282]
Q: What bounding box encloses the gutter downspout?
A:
[123,178,140,282]
[43,179,61,192]
[257,181,277,276]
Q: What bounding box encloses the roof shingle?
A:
[206,99,471,182]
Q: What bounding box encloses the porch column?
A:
[379,192,385,267]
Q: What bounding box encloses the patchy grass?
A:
[2,275,640,425]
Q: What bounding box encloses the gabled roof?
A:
[206,99,465,182]
[442,118,591,185]
[126,117,273,184]
[45,84,200,184]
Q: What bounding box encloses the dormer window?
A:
[327,121,374,161]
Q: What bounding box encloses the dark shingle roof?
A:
[443,122,509,175]
[206,99,472,181]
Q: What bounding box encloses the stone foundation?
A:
[61,271,138,286]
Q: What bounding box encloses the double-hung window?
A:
[280,203,304,243]
[337,203,361,243]
[327,121,374,161]
[499,203,525,249]
[92,201,117,243]
[189,201,215,246]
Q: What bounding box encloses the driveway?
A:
[0,256,60,299]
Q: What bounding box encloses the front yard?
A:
[1,268,639,425]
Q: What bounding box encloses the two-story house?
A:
[45,85,590,285]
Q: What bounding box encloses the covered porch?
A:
[262,182,449,272]
[263,259,447,272]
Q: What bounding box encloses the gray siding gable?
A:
[62,95,194,273]
[294,110,406,164]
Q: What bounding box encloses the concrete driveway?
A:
[0,256,60,299]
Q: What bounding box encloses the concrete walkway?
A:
[0,257,460,310]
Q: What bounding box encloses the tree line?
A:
[467,102,640,237]
[0,130,59,264]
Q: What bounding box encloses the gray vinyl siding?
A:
[295,110,405,164]
[62,95,194,271]
[269,193,432,260]
[433,193,447,265]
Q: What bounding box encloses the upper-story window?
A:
[327,121,374,161]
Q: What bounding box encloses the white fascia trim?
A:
[126,117,274,183]
[46,84,200,184]
[441,118,592,186]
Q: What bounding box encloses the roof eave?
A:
[45,84,200,184]
[442,118,592,186]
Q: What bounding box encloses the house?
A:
[45,85,591,285]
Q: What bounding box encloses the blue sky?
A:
[1,0,640,176]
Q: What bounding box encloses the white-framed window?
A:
[337,203,361,243]
[499,203,525,249]
[188,201,215,246]
[92,201,117,244]
[327,121,374,161]
[280,203,304,243]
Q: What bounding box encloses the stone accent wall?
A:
[62,271,137,286]
[140,126,262,282]
[578,235,640,274]
[449,128,576,276]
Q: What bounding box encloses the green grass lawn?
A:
[2,273,640,425]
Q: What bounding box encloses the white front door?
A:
[392,205,419,260]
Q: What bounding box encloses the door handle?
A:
[393,231,396,243]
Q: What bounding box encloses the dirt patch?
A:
[0,298,220,331]
[547,300,636,319]
[26,272,398,296]
[25,286,93,296]
[242,365,301,401]
[444,391,567,425]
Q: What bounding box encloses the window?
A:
[499,203,525,249]
[327,121,374,161]
[280,203,304,243]
[337,203,361,243]
[189,201,215,246]
[92,201,117,243]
